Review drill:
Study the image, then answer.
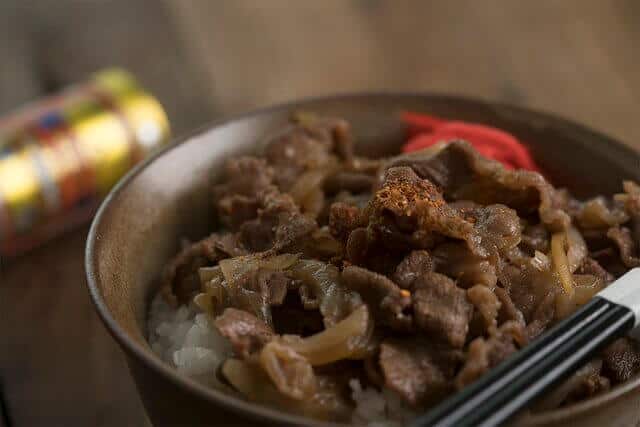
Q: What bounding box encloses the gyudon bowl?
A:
[86,94,640,427]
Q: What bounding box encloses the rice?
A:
[147,294,414,426]
[148,294,231,388]
[349,379,418,427]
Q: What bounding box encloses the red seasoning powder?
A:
[401,112,540,172]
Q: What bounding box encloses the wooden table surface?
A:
[2,1,640,426]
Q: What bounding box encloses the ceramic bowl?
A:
[86,94,640,427]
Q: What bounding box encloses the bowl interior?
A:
[87,93,640,426]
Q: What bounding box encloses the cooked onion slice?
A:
[551,232,574,298]
[259,341,317,400]
[219,253,300,286]
[555,274,605,319]
[304,228,343,259]
[531,250,552,271]
[578,198,628,229]
[284,305,374,365]
[193,274,227,316]
[289,169,329,217]
[222,358,284,402]
[222,358,349,421]
[198,265,224,286]
[565,226,587,273]
[196,254,299,319]
[289,259,361,327]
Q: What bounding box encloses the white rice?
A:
[147,293,415,426]
[148,295,231,388]
[349,379,418,427]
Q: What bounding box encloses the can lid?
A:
[92,68,140,98]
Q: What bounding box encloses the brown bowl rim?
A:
[85,92,640,426]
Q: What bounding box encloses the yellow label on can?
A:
[73,111,131,194]
[0,151,41,232]
[92,68,140,97]
[118,92,170,153]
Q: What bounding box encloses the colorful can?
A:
[0,69,170,256]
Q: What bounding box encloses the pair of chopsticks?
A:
[413,268,640,427]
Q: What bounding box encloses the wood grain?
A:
[1,229,149,426]
[171,0,640,151]
[2,1,640,426]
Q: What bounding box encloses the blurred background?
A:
[1,1,639,426]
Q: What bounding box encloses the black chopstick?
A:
[412,268,640,427]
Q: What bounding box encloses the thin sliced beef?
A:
[324,171,375,195]
[466,285,501,332]
[412,272,473,348]
[454,201,523,258]
[577,257,615,284]
[499,262,556,322]
[328,202,364,241]
[160,115,640,418]
[520,223,550,255]
[432,243,497,289]
[212,157,275,229]
[471,204,522,256]
[217,195,261,229]
[333,190,372,210]
[455,321,526,389]
[162,233,236,304]
[494,287,526,326]
[341,266,412,331]
[562,371,610,405]
[525,292,555,341]
[379,339,460,406]
[240,189,317,253]
[212,156,275,200]
[330,118,355,163]
[393,250,433,290]
[389,141,570,231]
[345,227,370,266]
[535,360,610,410]
[215,308,275,358]
[602,338,640,383]
[265,129,333,191]
[368,166,483,255]
[264,118,353,191]
[344,226,408,276]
